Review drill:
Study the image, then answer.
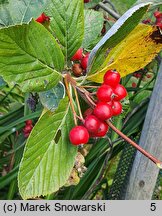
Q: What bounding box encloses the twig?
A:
[107,120,162,168]
[103,0,118,13]
[98,2,120,20]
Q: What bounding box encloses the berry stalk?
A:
[107,120,162,168]
[64,75,78,125]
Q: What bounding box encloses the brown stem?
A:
[107,120,162,169]
[81,86,99,89]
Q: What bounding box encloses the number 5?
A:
[150,203,156,211]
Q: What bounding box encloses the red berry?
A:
[83,108,93,119]
[23,125,33,133]
[132,82,137,88]
[24,132,30,138]
[36,13,50,23]
[111,101,122,116]
[84,0,90,3]
[71,48,83,61]
[69,126,89,145]
[25,120,32,125]
[155,17,162,24]
[104,70,121,88]
[93,102,112,121]
[156,22,162,29]
[133,73,141,78]
[154,11,162,18]
[84,115,100,133]
[113,84,127,101]
[97,84,113,102]
[72,63,83,77]
[107,101,113,106]
[81,53,90,70]
[91,121,108,137]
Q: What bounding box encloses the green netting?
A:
[108,143,137,200]
[108,142,162,200]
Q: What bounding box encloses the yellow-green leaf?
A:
[87,24,162,83]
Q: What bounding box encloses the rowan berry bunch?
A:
[23,120,33,138]
[71,48,90,77]
[69,70,127,146]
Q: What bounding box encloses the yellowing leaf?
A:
[87,24,162,83]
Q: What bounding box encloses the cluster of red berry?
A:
[35,13,50,23]
[71,48,90,77]
[23,120,33,138]
[154,11,162,29]
[69,70,127,145]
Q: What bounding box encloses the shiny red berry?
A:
[69,126,89,145]
[36,13,50,23]
[154,11,162,18]
[84,115,100,133]
[97,84,113,102]
[104,70,121,88]
[113,84,127,101]
[25,120,33,125]
[91,121,108,137]
[71,48,83,61]
[156,22,162,29]
[81,53,90,70]
[93,102,112,121]
[83,108,93,119]
[111,101,122,116]
[23,125,33,133]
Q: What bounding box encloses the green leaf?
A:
[45,0,84,61]
[18,97,77,199]
[135,0,162,6]
[0,20,64,92]
[0,0,49,27]
[39,82,65,111]
[111,0,136,14]
[82,10,104,49]
[87,3,151,76]
[0,76,6,88]
[0,166,19,189]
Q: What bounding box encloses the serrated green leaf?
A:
[82,10,104,49]
[0,0,49,27]
[18,97,77,199]
[87,3,151,75]
[135,0,162,6]
[39,82,65,111]
[0,20,64,92]
[45,0,84,61]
